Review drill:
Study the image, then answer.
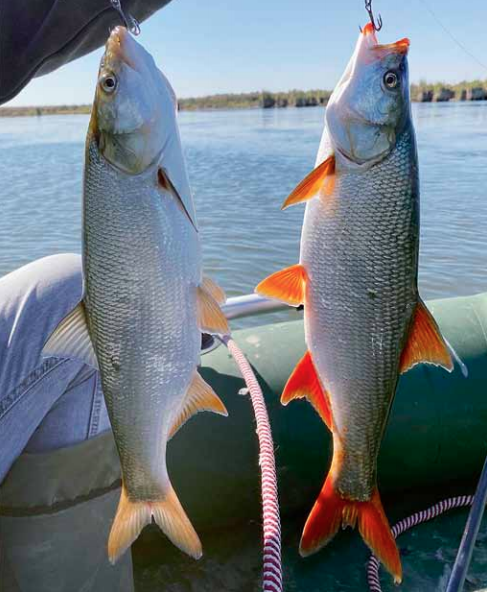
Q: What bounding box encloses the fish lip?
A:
[360,22,410,56]
[362,22,379,42]
[105,26,136,69]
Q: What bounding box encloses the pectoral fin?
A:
[400,299,453,374]
[169,371,228,439]
[197,285,230,335]
[158,168,198,232]
[255,263,307,306]
[281,350,332,430]
[281,154,335,210]
[42,302,98,369]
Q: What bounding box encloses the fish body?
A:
[84,136,201,501]
[257,24,455,582]
[43,26,228,563]
[302,127,419,501]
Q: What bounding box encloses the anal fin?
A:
[400,299,454,374]
[255,263,307,307]
[281,350,332,430]
[169,371,228,439]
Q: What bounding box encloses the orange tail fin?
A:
[300,476,402,584]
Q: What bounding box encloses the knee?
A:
[1,253,83,304]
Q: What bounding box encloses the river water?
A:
[1,103,486,326]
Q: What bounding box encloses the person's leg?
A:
[0,254,110,482]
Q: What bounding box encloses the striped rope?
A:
[367,495,474,592]
[222,336,283,592]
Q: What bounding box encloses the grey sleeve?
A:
[0,0,173,105]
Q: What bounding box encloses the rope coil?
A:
[367,495,474,592]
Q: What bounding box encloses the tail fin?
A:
[299,475,402,584]
[108,484,202,564]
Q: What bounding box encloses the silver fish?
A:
[43,26,229,563]
[257,23,459,583]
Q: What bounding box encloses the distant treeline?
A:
[178,89,333,110]
[179,82,487,109]
[410,80,487,102]
[2,80,487,117]
[0,104,90,117]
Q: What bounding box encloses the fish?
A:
[256,23,460,583]
[42,26,229,563]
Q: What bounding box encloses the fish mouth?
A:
[361,22,410,57]
[103,26,137,70]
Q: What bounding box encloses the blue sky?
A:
[7,0,487,106]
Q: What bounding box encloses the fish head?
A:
[91,26,177,174]
[325,23,410,165]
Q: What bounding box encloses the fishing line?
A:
[366,495,474,592]
[110,0,141,36]
[417,0,487,73]
[219,335,283,592]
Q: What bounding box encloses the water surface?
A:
[1,103,486,326]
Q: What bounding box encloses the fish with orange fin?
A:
[256,23,464,583]
[42,27,229,563]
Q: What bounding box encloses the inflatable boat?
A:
[1,291,487,592]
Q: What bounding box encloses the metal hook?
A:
[364,0,383,31]
[110,0,141,35]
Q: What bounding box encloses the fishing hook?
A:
[364,0,383,31]
[110,0,141,35]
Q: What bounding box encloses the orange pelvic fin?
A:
[108,484,202,565]
[255,263,307,306]
[281,350,332,430]
[281,154,335,210]
[400,299,453,374]
[300,476,402,584]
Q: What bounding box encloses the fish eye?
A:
[100,72,118,94]
[383,70,399,90]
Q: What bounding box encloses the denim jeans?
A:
[0,254,110,484]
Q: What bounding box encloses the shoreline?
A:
[2,82,487,118]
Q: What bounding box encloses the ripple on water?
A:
[1,104,486,328]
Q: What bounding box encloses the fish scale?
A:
[83,136,201,500]
[302,129,419,500]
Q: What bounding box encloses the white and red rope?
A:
[222,336,283,592]
[367,495,474,592]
